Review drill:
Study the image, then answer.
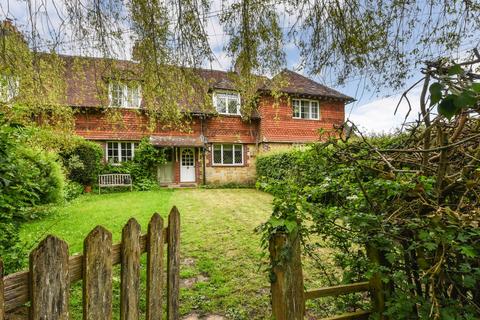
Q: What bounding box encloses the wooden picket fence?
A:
[269,231,384,320]
[0,207,181,320]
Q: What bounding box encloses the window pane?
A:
[293,100,300,118]
[213,145,222,164]
[110,83,123,107]
[121,143,132,162]
[311,102,319,119]
[227,98,238,114]
[127,85,141,108]
[107,142,119,163]
[216,96,227,113]
[222,144,233,164]
[300,100,310,119]
[234,145,243,164]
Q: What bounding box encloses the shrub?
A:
[0,122,65,272]
[62,140,103,186]
[257,135,480,318]
[134,138,167,174]
[63,180,84,201]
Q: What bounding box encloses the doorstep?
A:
[163,183,199,188]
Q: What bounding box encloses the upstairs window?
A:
[212,144,243,165]
[0,75,19,102]
[214,92,241,115]
[107,141,139,163]
[109,81,141,108]
[292,99,320,120]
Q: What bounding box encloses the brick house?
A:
[58,55,353,186]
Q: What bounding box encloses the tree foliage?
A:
[257,56,480,318]
[2,0,479,125]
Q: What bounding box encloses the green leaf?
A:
[454,91,477,109]
[438,95,459,119]
[448,64,463,75]
[460,245,477,258]
[284,220,297,233]
[429,83,443,106]
[269,217,284,228]
[470,83,480,93]
[463,274,476,289]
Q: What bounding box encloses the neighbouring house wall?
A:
[258,96,345,143]
[204,144,257,185]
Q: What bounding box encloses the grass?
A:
[19,188,274,320]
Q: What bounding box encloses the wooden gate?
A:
[269,231,384,320]
[0,207,181,320]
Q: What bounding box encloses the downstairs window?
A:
[212,144,243,165]
[107,141,139,163]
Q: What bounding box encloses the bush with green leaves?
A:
[257,132,480,319]
[0,122,64,272]
[62,140,103,186]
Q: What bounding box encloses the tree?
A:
[2,0,479,124]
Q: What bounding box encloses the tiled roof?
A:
[58,54,353,113]
[271,69,354,102]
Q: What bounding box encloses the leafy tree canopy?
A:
[1,0,479,125]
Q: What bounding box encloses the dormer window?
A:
[213,91,241,115]
[292,99,320,120]
[0,75,19,102]
[109,81,141,108]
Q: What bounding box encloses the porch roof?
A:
[149,136,205,147]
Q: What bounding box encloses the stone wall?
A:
[205,144,257,185]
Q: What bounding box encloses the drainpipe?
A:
[200,116,207,185]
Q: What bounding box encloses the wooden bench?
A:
[98,174,133,193]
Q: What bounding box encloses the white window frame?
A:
[106,141,139,164]
[0,75,19,102]
[212,144,244,166]
[213,91,241,115]
[108,81,142,109]
[292,98,320,120]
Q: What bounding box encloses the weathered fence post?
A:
[366,244,386,319]
[146,213,165,320]
[167,207,180,320]
[30,235,69,320]
[269,231,305,320]
[0,258,4,320]
[121,219,141,320]
[83,226,113,320]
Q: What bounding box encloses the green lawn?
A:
[20,188,274,319]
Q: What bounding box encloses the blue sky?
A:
[2,0,476,133]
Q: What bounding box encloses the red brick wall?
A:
[73,95,344,144]
[74,108,259,143]
[258,96,345,142]
[204,116,258,143]
[74,108,201,140]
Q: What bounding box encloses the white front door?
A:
[180,148,196,182]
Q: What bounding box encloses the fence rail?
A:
[0,207,181,320]
[269,232,382,320]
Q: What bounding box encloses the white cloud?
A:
[347,88,423,134]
